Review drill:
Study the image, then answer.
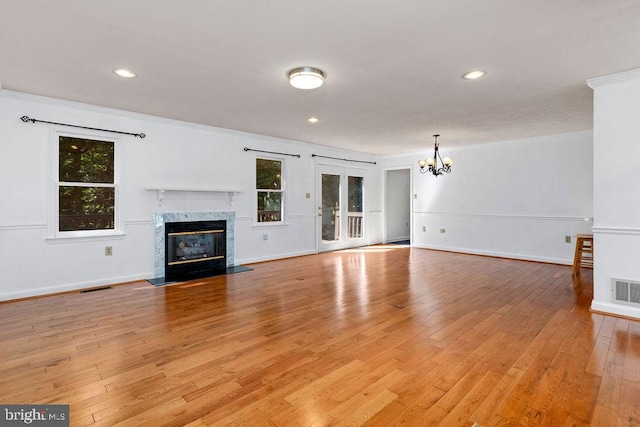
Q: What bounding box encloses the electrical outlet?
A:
[440,228,446,233]
[565,236,571,243]
[306,192,311,199]
[105,246,113,256]
[422,226,426,232]
[263,233,268,241]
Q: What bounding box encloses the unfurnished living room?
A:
[1,2,640,426]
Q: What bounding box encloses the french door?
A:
[317,165,366,252]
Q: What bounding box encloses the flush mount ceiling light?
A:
[113,68,137,78]
[288,67,325,89]
[463,70,486,80]
[306,117,320,123]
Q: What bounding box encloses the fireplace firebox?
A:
[165,220,226,281]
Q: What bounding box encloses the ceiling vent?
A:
[612,279,640,306]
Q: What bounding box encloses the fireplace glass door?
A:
[165,220,226,281]
[167,230,224,265]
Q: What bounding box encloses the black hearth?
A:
[165,220,226,281]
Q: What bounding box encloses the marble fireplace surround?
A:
[153,211,235,278]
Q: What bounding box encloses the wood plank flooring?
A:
[1,246,639,426]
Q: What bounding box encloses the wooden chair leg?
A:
[572,234,594,276]
[572,237,582,275]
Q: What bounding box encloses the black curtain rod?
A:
[20,116,146,138]
[243,147,301,158]
[311,154,376,165]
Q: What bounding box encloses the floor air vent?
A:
[81,286,112,293]
[613,279,640,306]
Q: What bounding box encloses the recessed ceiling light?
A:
[113,68,137,78]
[307,117,320,123]
[288,67,325,90]
[463,70,486,80]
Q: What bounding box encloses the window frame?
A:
[50,130,121,239]
[255,155,285,226]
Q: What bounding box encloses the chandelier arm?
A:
[436,146,445,167]
[430,145,439,175]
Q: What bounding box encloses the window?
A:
[347,176,364,238]
[57,135,117,235]
[256,158,283,223]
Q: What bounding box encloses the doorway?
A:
[317,165,366,252]
[385,168,411,244]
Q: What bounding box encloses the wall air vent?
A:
[612,279,640,306]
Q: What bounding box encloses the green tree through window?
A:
[58,136,115,231]
[256,158,283,222]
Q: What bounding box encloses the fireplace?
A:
[165,220,226,281]
[153,211,236,281]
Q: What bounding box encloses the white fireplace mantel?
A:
[146,186,242,206]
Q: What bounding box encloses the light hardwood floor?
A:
[1,245,638,426]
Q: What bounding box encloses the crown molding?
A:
[587,68,640,89]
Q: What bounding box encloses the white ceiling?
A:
[2,1,640,155]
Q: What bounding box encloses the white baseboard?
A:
[411,243,572,265]
[590,301,640,320]
[0,273,152,302]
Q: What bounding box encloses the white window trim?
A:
[48,129,123,239]
[254,155,286,226]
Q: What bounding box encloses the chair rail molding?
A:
[591,226,640,235]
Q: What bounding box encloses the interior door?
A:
[317,165,366,252]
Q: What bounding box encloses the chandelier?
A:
[418,134,453,176]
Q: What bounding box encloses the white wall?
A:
[0,89,597,303]
[588,69,640,319]
[0,90,380,300]
[379,131,594,264]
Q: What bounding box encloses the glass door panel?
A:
[322,173,341,243]
[317,165,366,252]
[347,176,363,239]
